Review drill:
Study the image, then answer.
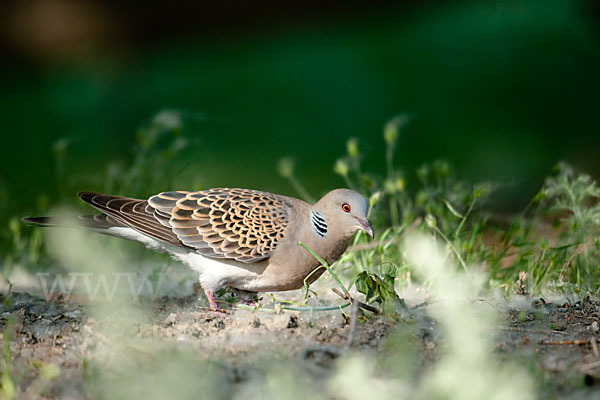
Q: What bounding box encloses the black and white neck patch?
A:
[311,211,328,238]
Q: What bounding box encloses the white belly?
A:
[171,250,267,291]
[107,226,269,292]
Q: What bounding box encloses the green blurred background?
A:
[1,0,599,239]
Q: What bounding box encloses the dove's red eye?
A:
[341,203,351,213]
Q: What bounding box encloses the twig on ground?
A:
[411,300,435,310]
[331,288,380,314]
[571,314,596,320]
[540,339,592,345]
[498,326,568,335]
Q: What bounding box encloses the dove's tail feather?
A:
[22,214,173,251]
[22,191,185,249]
[76,191,184,246]
[22,214,124,231]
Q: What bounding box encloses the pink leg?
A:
[203,287,219,310]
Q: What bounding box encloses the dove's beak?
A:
[356,217,374,239]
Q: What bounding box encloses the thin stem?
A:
[302,265,326,298]
[389,197,399,227]
[343,174,358,192]
[431,226,468,272]
[236,302,350,313]
[455,197,477,240]
[386,142,395,180]
[288,176,315,203]
[300,242,349,294]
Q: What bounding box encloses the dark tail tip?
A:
[22,216,54,226]
[77,191,95,201]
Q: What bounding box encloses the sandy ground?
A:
[2,288,600,399]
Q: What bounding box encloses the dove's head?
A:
[316,189,373,239]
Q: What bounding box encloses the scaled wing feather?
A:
[78,189,290,263]
[149,188,290,263]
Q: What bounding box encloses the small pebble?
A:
[592,321,599,332]
[64,310,81,319]
[287,316,299,329]
[163,313,178,327]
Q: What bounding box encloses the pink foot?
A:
[202,287,223,311]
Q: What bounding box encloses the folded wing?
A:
[78,188,289,263]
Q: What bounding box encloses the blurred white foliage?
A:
[404,234,535,400]
[328,355,408,400]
